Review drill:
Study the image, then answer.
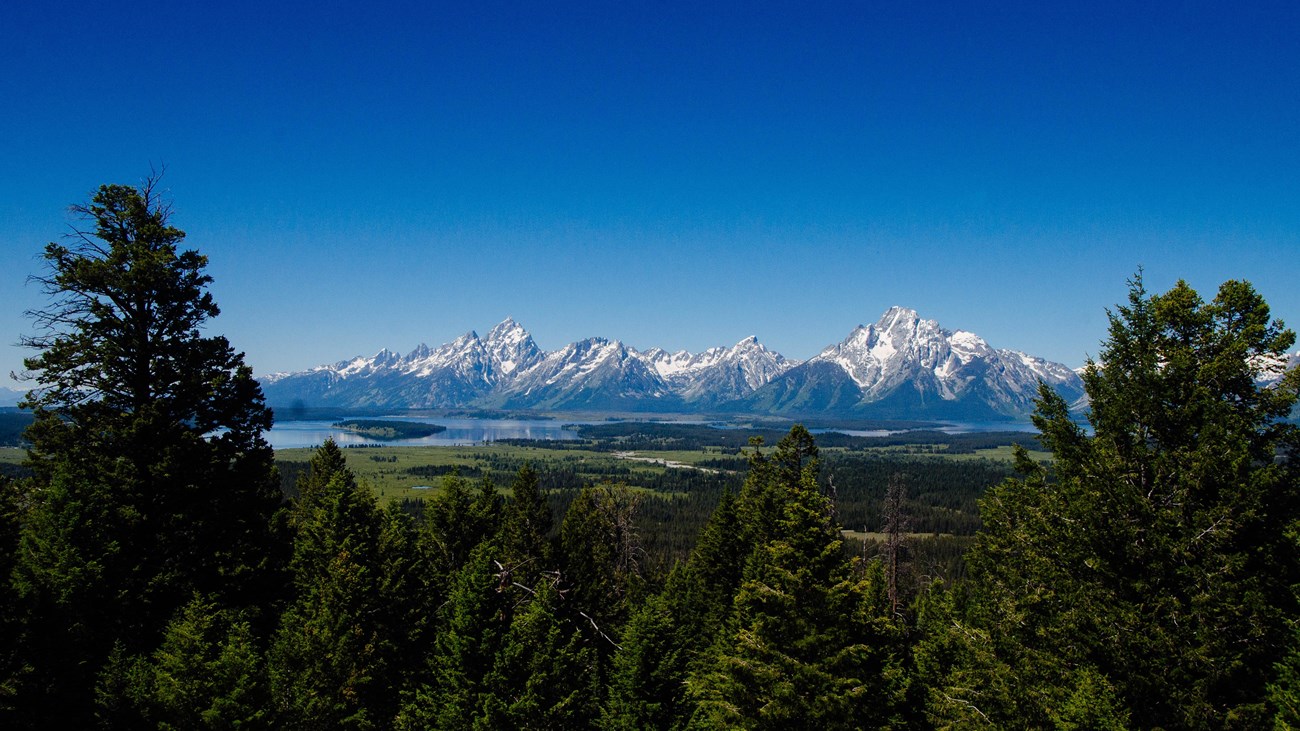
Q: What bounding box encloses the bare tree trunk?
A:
[882,472,909,616]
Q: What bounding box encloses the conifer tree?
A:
[10,178,284,725]
[479,579,602,730]
[1269,616,1300,728]
[603,485,746,730]
[96,596,270,729]
[374,502,440,722]
[921,276,1300,728]
[425,472,498,585]
[681,481,753,639]
[398,541,512,731]
[604,590,690,730]
[269,442,387,729]
[0,476,25,715]
[687,426,907,730]
[297,437,349,504]
[559,484,646,636]
[499,464,554,582]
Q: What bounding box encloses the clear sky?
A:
[3,1,1298,390]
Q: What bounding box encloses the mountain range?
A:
[260,308,1089,420]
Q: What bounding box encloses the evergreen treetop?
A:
[925,275,1300,728]
[7,177,285,726]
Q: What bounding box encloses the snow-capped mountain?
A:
[261,311,1085,418]
[262,318,544,409]
[483,318,546,378]
[492,338,677,411]
[734,307,1085,419]
[644,336,797,406]
[261,320,794,412]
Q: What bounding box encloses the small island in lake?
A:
[332,420,447,440]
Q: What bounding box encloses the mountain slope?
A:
[260,311,1087,418]
[645,336,796,406]
[491,338,682,411]
[735,307,1084,418]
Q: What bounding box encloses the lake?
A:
[823,420,1040,437]
[264,416,592,449]
[264,414,1041,450]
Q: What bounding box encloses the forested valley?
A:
[2,181,1299,729]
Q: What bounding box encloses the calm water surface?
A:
[265,416,592,449]
[821,421,1040,437]
[265,415,1041,450]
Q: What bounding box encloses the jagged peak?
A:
[487,316,529,339]
[551,336,619,358]
[260,309,1084,418]
[833,324,875,350]
[880,304,919,319]
[874,306,927,333]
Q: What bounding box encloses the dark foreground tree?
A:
[604,486,747,730]
[7,177,285,725]
[96,596,270,729]
[269,440,386,729]
[686,427,908,729]
[560,483,648,639]
[919,275,1300,728]
[499,463,553,584]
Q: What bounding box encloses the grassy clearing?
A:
[277,443,695,503]
[0,447,24,467]
[270,439,1046,504]
[966,445,1051,462]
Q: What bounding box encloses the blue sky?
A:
[3,1,1298,389]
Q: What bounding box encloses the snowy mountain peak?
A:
[486,317,529,343]
[260,310,1083,418]
[405,343,432,360]
[878,305,920,328]
[789,307,1084,415]
[481,318,542,376]
[1253,350,1300,384]
[639,335,797,403]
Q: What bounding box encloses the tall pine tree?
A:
[499,464,554,584]
[687,426,908,729]
[269,440,389,730]
[9,178,285,726]
[921,276,1300,728]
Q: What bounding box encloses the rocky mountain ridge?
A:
[260,309,1088,418]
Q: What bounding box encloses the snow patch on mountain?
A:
[261,311,1084,417]
[738,307,1086,418]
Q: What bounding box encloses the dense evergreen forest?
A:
[2,180,1299,728]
